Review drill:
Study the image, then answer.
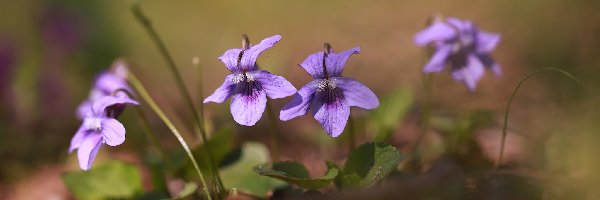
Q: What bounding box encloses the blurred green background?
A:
[1,0,600,199]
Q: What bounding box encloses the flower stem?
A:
[265,101,281,161]
[127,73,213,200]
[347,115,356,152]
[496,67,586,170]
[130,0,224,194]
[411,73,433,162]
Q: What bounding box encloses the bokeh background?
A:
[1,0,600,199]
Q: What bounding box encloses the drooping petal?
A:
[94,72,129,94]
[204,73,237,103]
[325,47,360,77]
[423,45,452,73]
[250,70,296,99]
[477,53,502,76]
[299,51,325,79]
[335,78,379,109]
[77,133,103,170]
[477,31,501,53]
[91,95,139,117]
[280,80,319,121]
[219,48,243,72]
[69,125,89,153]
[452,54,485,91]
[240,35,281,70]
[414,21,456,46]
[446,17,469,31]
[101,118,126,146]
[76,100,93,119]
[230,88,267,126]
[311,93,350,137]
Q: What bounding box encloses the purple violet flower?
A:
[414,17,501,91]
[77,61,130,119]
[280,43,379,137]
[69,93,138,170]
[204,35,296,126]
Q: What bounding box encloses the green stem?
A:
[265,101,281,161]
[347,115,356,152]
[130,0,224,194]
[127,73,213,200]
[411,73,433,157]
[496,67,586,170]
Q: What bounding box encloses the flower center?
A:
[317,78,337,92]
[84,117,102,131]
[231,72,254,84]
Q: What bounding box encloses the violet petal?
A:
[311,92,350,137]
[240,35,281,70]
[325,47,360,77]
[414,21,456,46]
[204,73,236,103]
[299,51,325,79]
[452,54,485,91]
[336,77,379,109]
[250,70,296,99]
[423,45,452,73]
[230,89,267,126]
[69,125,89,153]
[477,31,501,53]
[280,79,319,121]
[77,133,103,170]
[219,48,243,72]
[91,95,139,117]
[101,118,126,146]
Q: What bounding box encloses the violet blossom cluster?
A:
[414,16,501,91]
[70,61,138,170]
[72,16,502,170]
[205,35,379,137]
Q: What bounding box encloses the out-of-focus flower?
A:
[77,60,130,119]
[204,35,296,126]
[414,16,501,91]
[280,43,379,137]
[69,94,138,170]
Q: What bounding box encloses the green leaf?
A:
[62,161,143,200]
[254,161,339,190]
[371,88,413,142]
[168,182,198,200]
[220,142,286,198]
[336,142,404,190]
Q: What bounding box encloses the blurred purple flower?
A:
[204,35,296,126]
[70,93,138,170]
[414,17,501,91]
[77,61,130,119]
[280,44,379,137]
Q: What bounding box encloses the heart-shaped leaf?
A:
[336,142,404,190]
[219,142,286,198]
[254,161,339,190]
[63,161,143,200]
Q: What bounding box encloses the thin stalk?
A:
[347,115,356,152]
[265,101,281,161]
[193,58,225,191]
[194,57,206,137]
[411,73,433,156]
[130,1,224,194]
[127,73,213,200]
[113,88,168,161]
[496,67,586,170]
